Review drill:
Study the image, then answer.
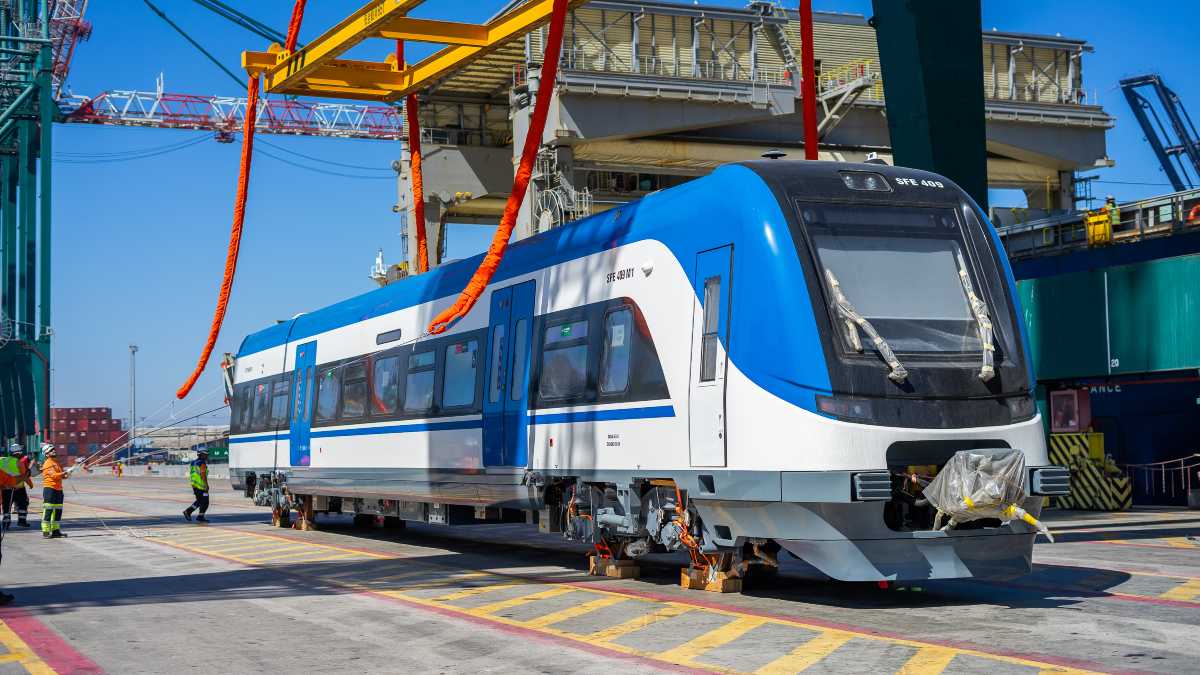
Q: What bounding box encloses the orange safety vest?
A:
[42,457,66,490]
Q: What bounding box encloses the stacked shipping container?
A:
[46,408,125,460]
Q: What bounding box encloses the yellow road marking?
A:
[361,569,466,586]
[432,582,527,602]
[382,572,493,591]
[467,587,576,615]
[1163,537,1197,549]
[657,616,768,665]
[135,523,1105,675]
[0,620,55,675]
[248,548,364,563]
[897,646,959,674]
[586,603,692,643]
[164,531,242,545]
[1161,578,1200,602]
[755,631,855,674]
[521,595,627,629]
[202,541,302,555]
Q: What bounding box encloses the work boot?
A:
[2,516,9,531]
[42,531,50,539]
[195,515,209,523]
[50,531,66,539]
[183,508,193,522]
[17,519,27,528]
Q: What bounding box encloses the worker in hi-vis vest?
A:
[0,446,24,605]
[1,443,32,529]
[183,450,210,523]
[41,446,75,539]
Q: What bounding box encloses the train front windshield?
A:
[799,203,992,355]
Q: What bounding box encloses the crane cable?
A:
[427,0,569,334]
[176,0,307,400]
[398,39,430,274]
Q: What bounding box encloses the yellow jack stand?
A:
[680,567,743,593]
[588,555,640,579]
[293,495,317,531]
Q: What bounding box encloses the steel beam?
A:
[38,0,51,336]
[247,0,427,90]
[377,18,489,46]
[245,0,587,102]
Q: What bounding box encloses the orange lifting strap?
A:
[427,0,570,334]
[175,0,307,400]
[399,37,430,275]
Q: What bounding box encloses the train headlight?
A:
[816,395,874,423]
[840,171,892,192]
[1005,395,1036,422]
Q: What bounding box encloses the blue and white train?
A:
[227,160,1067,582]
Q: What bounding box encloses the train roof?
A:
[237,160,965,357]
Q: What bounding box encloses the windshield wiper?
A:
[824,268,909,383]
[955,251,995,382]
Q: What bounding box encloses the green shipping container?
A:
[1018,254,1200,381]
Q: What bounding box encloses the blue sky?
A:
[53,1,1199,424]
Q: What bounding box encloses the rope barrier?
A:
[176,0,307,399]
[426,0,569,334]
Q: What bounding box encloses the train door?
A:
[689,246,732,467]
[483,280,536,467]
[289,341,317,467]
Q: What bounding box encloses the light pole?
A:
[129,344,137,464]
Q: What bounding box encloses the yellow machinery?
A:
[241,0,588,101]
[1084,208,1113,246]
[1047,433,1132,511]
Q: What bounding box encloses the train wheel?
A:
[352,513,376,529]
[383,516,405,530]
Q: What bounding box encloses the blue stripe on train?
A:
[227,405,676,444]
[527,405,675,424]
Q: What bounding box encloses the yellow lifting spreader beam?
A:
[241,0,587,102]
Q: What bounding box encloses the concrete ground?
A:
[0,476,1196,674]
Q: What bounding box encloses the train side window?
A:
[488,324,505,403]
[600,308,633,394]
[371,355,400,415]
[315,366,341,423]
[700,275,721,382]
[341,361,368,420]
[443,340,479,409]
[268,377,290,428]
[233,385,252,433]
[403,350,436,413]
[510,319,528,401]
[539,319,589,400]
[301,367,315,423]
[251,381,270,430]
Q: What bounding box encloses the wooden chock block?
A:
[589,556,640,579]
[680,567,742,593]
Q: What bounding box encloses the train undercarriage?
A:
[241,449,1066,590]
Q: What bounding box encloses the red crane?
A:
[49,0,93,99]
[60,81,403,142]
